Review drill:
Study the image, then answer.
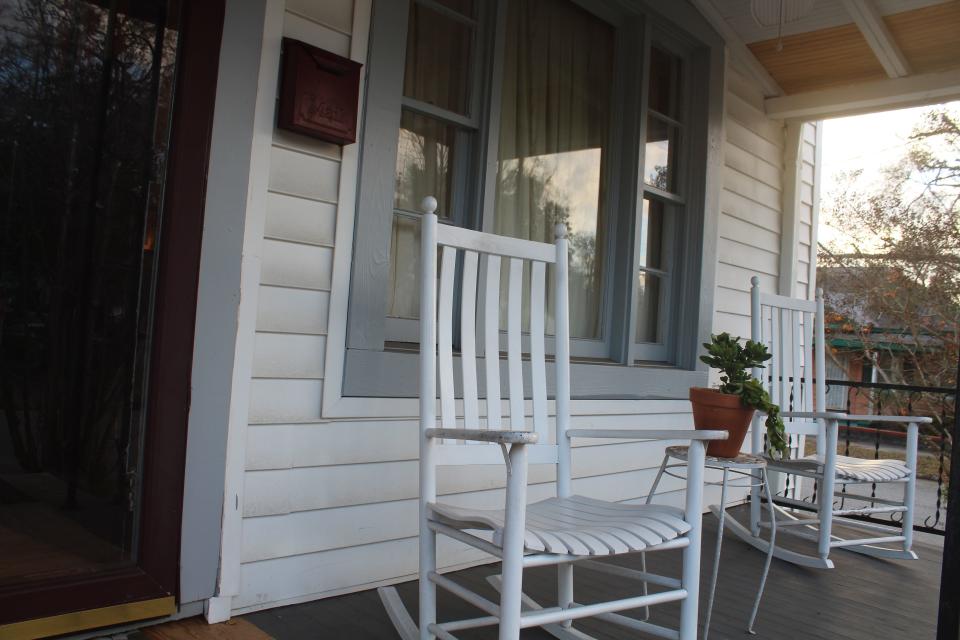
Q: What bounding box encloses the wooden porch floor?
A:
[236,506,943,639]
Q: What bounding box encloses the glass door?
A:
[0,0,221,632]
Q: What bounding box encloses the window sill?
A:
[343,348,706,399]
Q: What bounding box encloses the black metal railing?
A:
[787,379,954,535]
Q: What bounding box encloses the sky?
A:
[818,99,960,250]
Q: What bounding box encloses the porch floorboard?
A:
[242,505,942,639]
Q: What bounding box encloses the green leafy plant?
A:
[700,333,789,457]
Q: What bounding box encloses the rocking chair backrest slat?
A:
[802,310,814,414]
[530,261,548,440]
[792,310,803,411]
[770,307,781,408]
[507,257,525,430]
[438,246,457,433]
[484,255,503,429]
[460,250,480,431]
[422,206,564,468]
[750,277,825,451]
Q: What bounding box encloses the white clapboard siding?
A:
[272,128,342,161]
[715,60,786,339]
[252,334,326,379]
[721,189,780,232]
[245,408,695,472]
[268,146,340,202]
[256,287,329,335]
[719,213,779,253]
[264,192,336,247]
[284,11,350,56]
[249,378,322,423]
[260,240,333,291]
[719,237,779,276]
[236,536,491,612]
[722,165,782,212]
[285,0,353,33]
[243,434,707,519]
[241,469,697,563]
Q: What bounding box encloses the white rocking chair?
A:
[378,198,726,640]
[721,276,932,569]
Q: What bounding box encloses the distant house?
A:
[818,265,949,413]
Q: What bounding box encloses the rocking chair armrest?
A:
[424,429,539,444]
[833,414,933,425]
[566,428,728,441]
[779,411,847,420]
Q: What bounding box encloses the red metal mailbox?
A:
[278,38,362,145]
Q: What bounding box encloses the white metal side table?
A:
[647,445,776,639]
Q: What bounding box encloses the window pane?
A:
[639,199,664,270]
[645,115,679,192]
[394,110,457,216]
[494,0,614,340]
[648,46,683,119]
[635,272,661,344]
[388,215,421,319]
[403,3,474,115]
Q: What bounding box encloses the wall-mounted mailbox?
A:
[278,38,362,145]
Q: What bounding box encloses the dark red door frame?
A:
[0,0,226,624]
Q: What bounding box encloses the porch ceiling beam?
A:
[839,0,911,78]
[691,0,783,97]
[765,67,960,121]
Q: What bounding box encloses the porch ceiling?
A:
[693,0,960,120]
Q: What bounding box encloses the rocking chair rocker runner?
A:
[377,197,726,640]
[720,276,932,569]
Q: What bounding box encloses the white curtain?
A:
[494,0,613,339]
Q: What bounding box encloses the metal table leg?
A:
[747,466,777,634]
[702,467,729,640]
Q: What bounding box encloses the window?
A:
[632,43,689,362]
[347,0,722,396]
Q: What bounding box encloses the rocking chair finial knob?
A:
[421,195,438,215]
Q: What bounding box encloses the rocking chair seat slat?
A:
[428,496,690,556]
[767,454,912,483]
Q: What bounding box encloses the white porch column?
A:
[185,0,283,623]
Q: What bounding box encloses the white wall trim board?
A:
[838,0,911,79]
[766,68,960,120]
[808,122,824,294]
[322,0,373,418]
[178,0,268,607]
[201,0,284,622]
[691,0,783,97]
[778,121,803,296]
[203,596,234,626]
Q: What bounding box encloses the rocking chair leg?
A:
[558,563,574,628]
[499,444,529,640]
[680,441,706,640]
[419,526,437,640]
[817,464,836,562]
[902,422,919,554]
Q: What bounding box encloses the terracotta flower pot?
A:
[689,387,755,458]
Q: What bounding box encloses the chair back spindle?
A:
[420,199,565,468]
